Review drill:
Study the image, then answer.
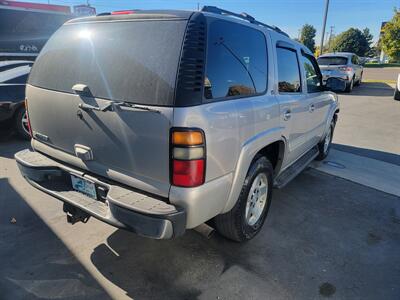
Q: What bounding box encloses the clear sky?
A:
[22,0,399,43]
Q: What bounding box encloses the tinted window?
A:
[28,20,187,106]
[276,47,301,93]
[317,56,348,65]
[204,20,267,100]
[303,55,322,93]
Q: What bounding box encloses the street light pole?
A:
[320,0,330,55]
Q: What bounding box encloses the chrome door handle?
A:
[283,109,291,121]
[309,104,315,112]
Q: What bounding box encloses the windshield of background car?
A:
[317,56,348,66]
[28,19,187,106]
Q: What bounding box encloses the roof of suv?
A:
[67,10,194,23]
[67,8,308,52]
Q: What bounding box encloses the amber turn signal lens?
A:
[172,131,203,145]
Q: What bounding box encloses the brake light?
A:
[339,66,353,72]
[24,99,32,137]
[111,10,135,15]
[171,129,205,187]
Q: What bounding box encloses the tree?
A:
[362,28,374,57]
[299,24,316,53]
[331,28,370,56]
[381,10,400,62]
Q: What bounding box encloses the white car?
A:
[395,74,400,100]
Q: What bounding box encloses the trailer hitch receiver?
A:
[63,203,91,224]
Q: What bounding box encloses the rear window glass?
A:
[204,19,267,101]
[28,20,187,106]
[317,56,348,65]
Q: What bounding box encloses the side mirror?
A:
[324,77,347,92]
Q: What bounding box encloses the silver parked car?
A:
[15,7,345,242]
[317,52,363,93]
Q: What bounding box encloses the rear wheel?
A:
[316,119,335,161]
[355,72,362,86]
[14,107,30,140]
[214,156,273,242]
[345,78,354,92]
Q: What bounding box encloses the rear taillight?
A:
[339,66,353,72]
[171,129,205,187]
[24,99,32,137]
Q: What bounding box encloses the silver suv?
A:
[15,7,344,242]
[317,52,364,93]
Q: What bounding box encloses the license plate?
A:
[71,174,97,199]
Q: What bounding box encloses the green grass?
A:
[363,79,397,84]
[364,63,400,68]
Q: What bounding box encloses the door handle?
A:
[283,109,291,121]
[309,104,315,112]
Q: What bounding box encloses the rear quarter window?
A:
[204,19,268,101]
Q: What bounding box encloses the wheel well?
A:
[13,101,25,118]
[256,141,285,173]
[333,109,339,123]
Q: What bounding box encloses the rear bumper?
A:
[322,71,351,83]
[15,149,186,239]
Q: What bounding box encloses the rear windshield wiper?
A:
[114,101,161,113]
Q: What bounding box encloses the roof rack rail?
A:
[201,6,289,38]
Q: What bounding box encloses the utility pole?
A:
[197,2,200,11]
[320,0,330,55]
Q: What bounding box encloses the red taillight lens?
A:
[171,129,205,187]
[172,160,204,187]
[24,99,32,137]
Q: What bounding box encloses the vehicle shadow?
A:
[344,82,395,97]
[0,132,30,158]
[90,169,400,299]
[0,177,111,299]
[332,143,400,166]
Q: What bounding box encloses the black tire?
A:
[394,87,400,101]
[214,156,273,242]
[355,72,362,86]
[315,119,335,161]
[14,107,30,140]
[345,78,354,92]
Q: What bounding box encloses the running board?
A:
[273,146,319,189]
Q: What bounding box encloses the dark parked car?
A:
[0,0,72,139]
[0,60,33,139]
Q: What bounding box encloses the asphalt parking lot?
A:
[1,77,400,299]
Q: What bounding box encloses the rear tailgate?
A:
[26,16,189,196]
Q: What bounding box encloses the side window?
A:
[302,54,322,93]
[204,20,268,101]
[351,55,358,65]
[276,47,301,93]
